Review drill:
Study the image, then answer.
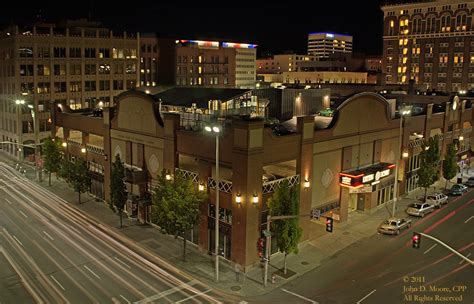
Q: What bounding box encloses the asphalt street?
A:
[0,162,224,304]
[250,188,474,304]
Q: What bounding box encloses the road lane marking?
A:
[12,235,24,247]
[43,231,54,241]
[174,289,212,304]
[459,252,471,265]
[5,198,12,205]
[19,210,28,218]
[84,265,101,280]
[134,281,198,304]
[114,256,131,269]
[119,294,131,304]
[464,216,474,223]
[50,275,65,291]
[281,288,318,304]
[356,289,376,304]
[424,244,437,254]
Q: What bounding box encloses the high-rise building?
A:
[0,20,140,160]
[175,40,257,88]
[381,0,473,92]
[307,32,353,58]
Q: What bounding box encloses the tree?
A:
[418,136,441,200]
[151,169,206,261]
[73,158,91,204]
[110,154,127,228]
[267,180,302,275]
[442,143,457,189]
[42,136,62,186]
[59,158,74,182]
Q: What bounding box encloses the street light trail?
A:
[0,163,221,303]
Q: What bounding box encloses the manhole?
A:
[301,261,309,265]
[343,231,350,235]
[231,286,241,291]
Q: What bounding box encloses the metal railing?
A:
[86,144,104,155]
[262,174,300,194]
[175,168,199,183]
[208,178,233,194]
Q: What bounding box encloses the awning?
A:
[339,162,396,188]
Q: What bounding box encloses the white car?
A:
[425,193,448,208]
[406,202,435,217]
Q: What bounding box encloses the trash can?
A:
[457,177,462,184]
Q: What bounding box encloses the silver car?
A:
[406,202,435,217]
[378,218,412,235]
[425,193,448,208]
[465,177,474,187]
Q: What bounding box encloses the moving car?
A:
[425,192,448,208]
[406,202,435,217]
[318,108,334,117]
[465,177,474,187]
[449,183,468,196]
[378,217,412,235]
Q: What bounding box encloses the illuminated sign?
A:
[341,176,352,185]
[362,174,374,183]
[222,42,257,49]
[326,33,334,38]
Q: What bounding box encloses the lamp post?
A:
[205,124,221,282]
[392,106,412,217]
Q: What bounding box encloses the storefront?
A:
[339,162,396,212]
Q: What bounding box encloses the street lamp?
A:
[205,123,221,282]
[393,106,412,217]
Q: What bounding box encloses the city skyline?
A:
[0,0,386,56]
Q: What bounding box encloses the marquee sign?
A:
[339,163,395,189]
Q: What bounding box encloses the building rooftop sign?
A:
[222,42,257,49]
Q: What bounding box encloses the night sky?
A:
[1,1,388,57]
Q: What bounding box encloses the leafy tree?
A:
[110,154,127,228]
[151,169,206,261]
[418,136,440,200]
[59,158,74,182]
[72,158,91,204]
[42,136,62,186]
[267,180,302,275]
[442,143,457,189]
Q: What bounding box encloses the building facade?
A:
[175,40,257,89]
[256,54,316,74]
[0,20,139,161]
[381,0,474,92]
[51,89,473,270]
[281,71,368,84]
[307,32,353,58]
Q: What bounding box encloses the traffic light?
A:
[257,237,266,258]
[412,232,421,249]
[326,217,333,233]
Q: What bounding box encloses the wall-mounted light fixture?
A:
[235,193,242,204]
[252,193,259,204]
[165,174,172,180]
[459,136,464,141]
[81,147,86,153]
[62,142,67,147]
[402,151,409,158]
[198,183,205,191]
[304,179,310,189]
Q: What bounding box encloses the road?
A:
[0,162,224,304]
[251,188,474,304]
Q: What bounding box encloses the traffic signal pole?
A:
[418,232,473,265]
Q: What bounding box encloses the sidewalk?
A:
[2,152,473,298]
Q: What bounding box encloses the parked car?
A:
[406,202,435,217]
[465,177,474,187]
[449,184,468,196]
[378,217,412,235]
[425,192,448,208]
[318,108,334,117]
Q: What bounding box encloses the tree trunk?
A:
[424,187,428,201]
[119,211,123,228]
[283,253,287,275]
[183,233,187,262]
[445,179,448,190]
[48,172,51,186]
[78,192,81,204]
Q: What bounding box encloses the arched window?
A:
[441,15,451,32]
[456,13,467,31]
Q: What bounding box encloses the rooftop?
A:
[154,87,251,108]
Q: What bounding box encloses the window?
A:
[85,64,96,75]
[114,63,123,74]
[37,64,50,76]
[125,63,136,74]
[98,63,111,74]
[113,80,123,90]
[19,46,33,57]
[85,48,96,58]
[69,47,81,58]
[53,64,66,76]
[126,80,136,89]
[112,48,124,59]
[54,82,66,93]
[69,63,81,75]
[85,81,96,91]
[99,80,110,91]
[53,47,66,58]
[20,83,33,95]
[98,48,110,58]
[36,82,50,94]
[37,47,50,58]
[69,81,81,92]
[124,48,137,59]
[19,65,33,76]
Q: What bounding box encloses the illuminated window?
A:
[402,75,406,82]
[198,66,202,74]
[403,57,407,64]
[402,67,407,73]
[471,56,474,64]
[390,21,394,28]
[417,48,420,54]
[405,19,409,25]
[198,56,202,63]
[399,39,403,46]
[398,67,402,73]
[403,48,408,55]
[198,77,202,85]
[404,39,408,45]
[404,29,409,35]
[400,20,405,27]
